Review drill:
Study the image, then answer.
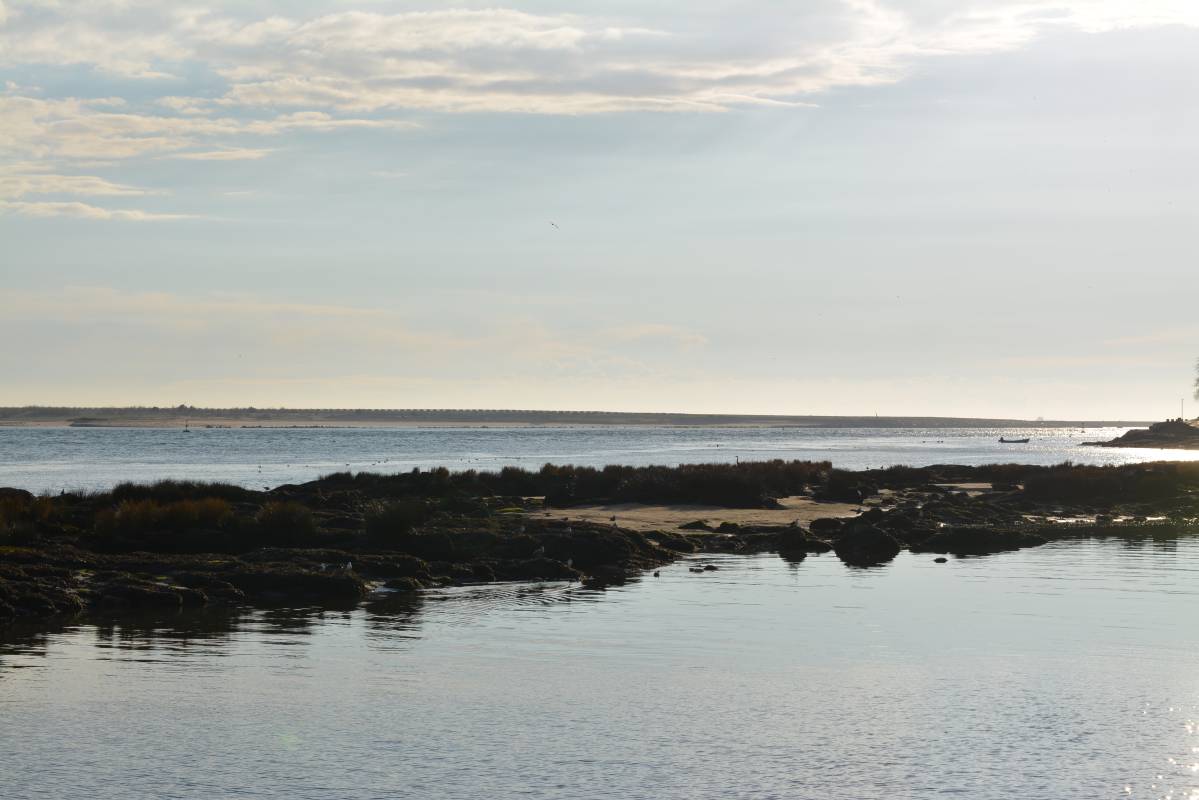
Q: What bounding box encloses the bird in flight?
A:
[549,221,559,229]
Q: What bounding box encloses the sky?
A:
[2,0,1197,419]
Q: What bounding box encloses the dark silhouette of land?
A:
[3,459,1197,624]
[1085,419,1199,450]
[0,406,1150,428]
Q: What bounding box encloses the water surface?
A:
[5,541,1199,799]
[3,425,1196,493]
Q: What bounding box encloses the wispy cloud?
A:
[0,170,149,199]
[3,1,1197,129]
[168,147,273,161]
[0,200,196,220]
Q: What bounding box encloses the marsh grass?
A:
[96,498,235,537]
[255,501,317,545]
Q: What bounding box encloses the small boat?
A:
[998,437,1030,444]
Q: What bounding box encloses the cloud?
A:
[0,94,413,161]
[0,164,185,219]
[0,170,149,199]
[1,2,1198,218]
[3,1,1197,127]
[0,200,195,220]
[168,147,273,160]
[602,323,708,348]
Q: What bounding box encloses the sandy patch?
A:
[533,495,860,532]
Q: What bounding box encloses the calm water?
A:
[3,425,1197,493]
[4,541,1199,799]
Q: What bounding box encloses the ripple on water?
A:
[5,540,1199,798]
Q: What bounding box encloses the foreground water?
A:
[4,541,1199,799]
[4,425,1198,493]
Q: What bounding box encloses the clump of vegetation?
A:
[109,480,254,504]
[96,498,234,537]
[1022,462,1199,504]
[319,459,831,508]
[0,492,56,537]
[255,501,317,546]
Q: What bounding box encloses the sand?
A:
[533,496,860,532]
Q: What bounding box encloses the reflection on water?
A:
[5,541,1199,798]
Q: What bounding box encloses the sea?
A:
[5,425,1199,799]
[2,424,1198,494]
[4,543,1199,799]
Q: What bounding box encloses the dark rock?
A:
[92,576,198,609]
[833,523,902,567]
[678,520,712,531]
[493,557,580,582]
[809,517,845,536]
[539,528,636,569]
[911,526,1047,557]
[777,527,832,554]
[581,565,626,588]
[891,526,937,547]
[385,577,425,592]
[0,487,34,504]
[172,572,246,603]
[645,530,699,553]
[702,564,718,571]
[934,557,948,563]
[223,565,368,603]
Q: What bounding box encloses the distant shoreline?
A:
[0,406,1150,429]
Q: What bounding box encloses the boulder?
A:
[833,523,902,567]
[777,528,832,554]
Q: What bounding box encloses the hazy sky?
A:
[2,1,1197,418]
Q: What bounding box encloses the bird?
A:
[549,221,559,229]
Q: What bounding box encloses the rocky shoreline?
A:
[1084,419,1199,450]
[3,460,1198,625]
